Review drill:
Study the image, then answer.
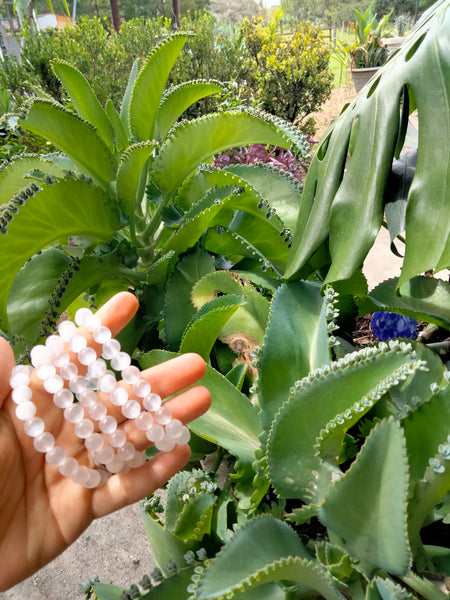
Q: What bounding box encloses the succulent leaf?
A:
[20,100,116,186]
[0,156,66,204]
[267,342,417,500]
[319,418,411,577]
[116,142,155,217]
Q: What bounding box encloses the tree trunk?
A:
[172,0,180,30]
[110,0,121,33]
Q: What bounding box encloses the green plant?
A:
[74,2,449,599]
[0,33,308,358]
[395,14,410,36]
[348,0,392,68]
[238,9,333,130]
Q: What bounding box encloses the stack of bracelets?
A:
[9,307,190,489]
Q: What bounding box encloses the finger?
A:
[92,444,191,517]
[0,337,16,408]
[122,384,211,449]
[143,353,207,398]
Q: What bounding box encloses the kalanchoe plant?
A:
[0,33,308,357]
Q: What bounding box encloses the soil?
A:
[311,85,356,139]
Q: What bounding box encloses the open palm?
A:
[0,291,211,590]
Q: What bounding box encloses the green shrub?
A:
[238,9,333,131]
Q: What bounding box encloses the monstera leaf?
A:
[285,0,450,289]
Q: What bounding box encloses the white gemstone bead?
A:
[143,393,162,412]
[45,446,66,466]
[98,373,116,393]
[84,469,101,489]
[36,364,56,381]
[122,365,140,384]
[11,365,33,377]
[122,399,140,419]
[60,362,78,380]
[77,389,96,407]
[110,387,128,406]
[87,359,107,379]
[105,455,124,473]
[68,334,87,353]
[102,339,121,360]
[74,418,95,439]
[99,415,117,434]
[154,406,172,425]
[135,411,153,431]
[146,424,165,443]
[10,371,30,389]
[89,402,107,420]
[15,401,36,420]
[118,442,136,461]
[93,445,114,464]
[58,320,77,341]
[93,326,111,344]
[71,464,90,485]
[53,388,74,409]
[43,375,64,394]
[75,307,93,327]
[59,456,79,477]
[34,431,55,453]
[84,314,101,332]
[165,419,184,438]
[155,437,176,452]
[78,347,97,366]
[12,386,32,404]
[133,379,151,398]
[30,344,52,367]
[126,451,146,468]
[69,376,88,394]
[53,351,70,368]
[45,334,64,353]
[64,403,85,423]
[109,429,127,448]
[85,433,104,452]
[110,352,131,371]
[177,427,191,445]
[24,417,45,437]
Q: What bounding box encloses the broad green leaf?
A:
[129,35,188,141]
[359,276,450,329]
[157,80,223,140]
[8,250,126,351]
[120,59,139,138]
[220,282,270,348]
[164,250,216,350]
[21,101,116,185]
[105,99,129,150]
[191,270,244,309]
[267,342,419,500]
[173,493,217,541]
[0,156,66,203]
[197,515,343,600]
[0,180,119,330]
[258,281,330,430]
[52,60,115,146]
[225,164,303,232]
[116,142,155,217]
[368,576,416,600]
[141,508,193,575]
[140,350,262,464]
[139,567,195,599]
[285,2,450,287]
[179,295,245,359]
[319,418,411,577]
[91,582,125,600]
[152,111,302,198]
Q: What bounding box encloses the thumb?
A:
[0,337,16,408]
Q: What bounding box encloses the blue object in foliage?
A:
[371,311,418,341]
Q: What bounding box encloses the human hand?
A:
[0,291,211,590]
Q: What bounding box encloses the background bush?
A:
[238,10,333,130]
[0,10,332,130]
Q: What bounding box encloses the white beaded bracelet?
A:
[10,307,190,489]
